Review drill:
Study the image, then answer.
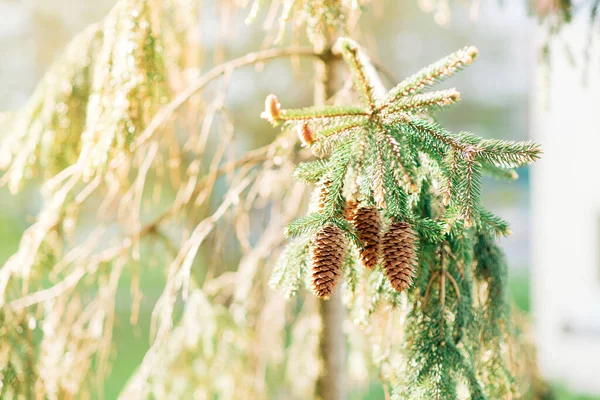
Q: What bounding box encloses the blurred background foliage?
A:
[0,0,596,398]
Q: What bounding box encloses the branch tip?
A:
[261,94,282,125]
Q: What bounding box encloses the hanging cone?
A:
[311,224,347,299]
[350,205,382,269]
[382,221,418,292]
[344,200,358,221]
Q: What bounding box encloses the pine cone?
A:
[382,221,418,292]
[311,224,347,299]
[344,200,358,221]
[350,205,382,269]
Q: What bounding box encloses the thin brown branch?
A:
[7,267,86,310]
[443,245,464,279]
[422,270,440,308]
[150,227,179,259]
[133,176,255,393]
[440,250,446,310]
[444,271,461,302]
[278,111,369,123]
[381,374,391,400]
[133,46,320,149]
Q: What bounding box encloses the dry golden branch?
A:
[133,47,321,148]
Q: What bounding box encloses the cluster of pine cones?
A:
[311,200,418,299]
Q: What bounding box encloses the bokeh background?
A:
[0,0,596,398]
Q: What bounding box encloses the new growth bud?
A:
[260,94,281,124]
[297,124,314,147]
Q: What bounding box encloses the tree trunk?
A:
[315,291,346,400]
[314,37,346,400]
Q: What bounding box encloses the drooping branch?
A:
[5,141,276,311]
[133,46,322,148]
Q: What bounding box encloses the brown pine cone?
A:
[382,221,418,292]
[350,206,382,269]
[311,224,347,299]
[344,200,358,221]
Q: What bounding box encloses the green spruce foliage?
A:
[265,37,541,398]
[0,0,551,396]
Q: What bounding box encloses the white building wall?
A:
[531,11,600,395]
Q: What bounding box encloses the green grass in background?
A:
[552,386,600,400]
[510,268,531,313]
[104,308,153,399]
[0,188,27,262]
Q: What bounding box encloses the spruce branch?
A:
[382,88,462,115]
[481,162,519,181]
[0,0,554,395]
[294,160,329,183]
[278,105,369,124]
[476,138,542,168]
[403,115,473,154]
[384,133,418,191]
[337,38,377,110]
[409,217,445,244]
[480,209,512,237]
[456,155,482,227]
[262,36,542,399]
[285,212,327,238]
[443,150,458,206]
[309,122,366,156]
[265,37,540,302]
[379,141,409,217]
[381,45,478,107]
[371,136,388,209]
